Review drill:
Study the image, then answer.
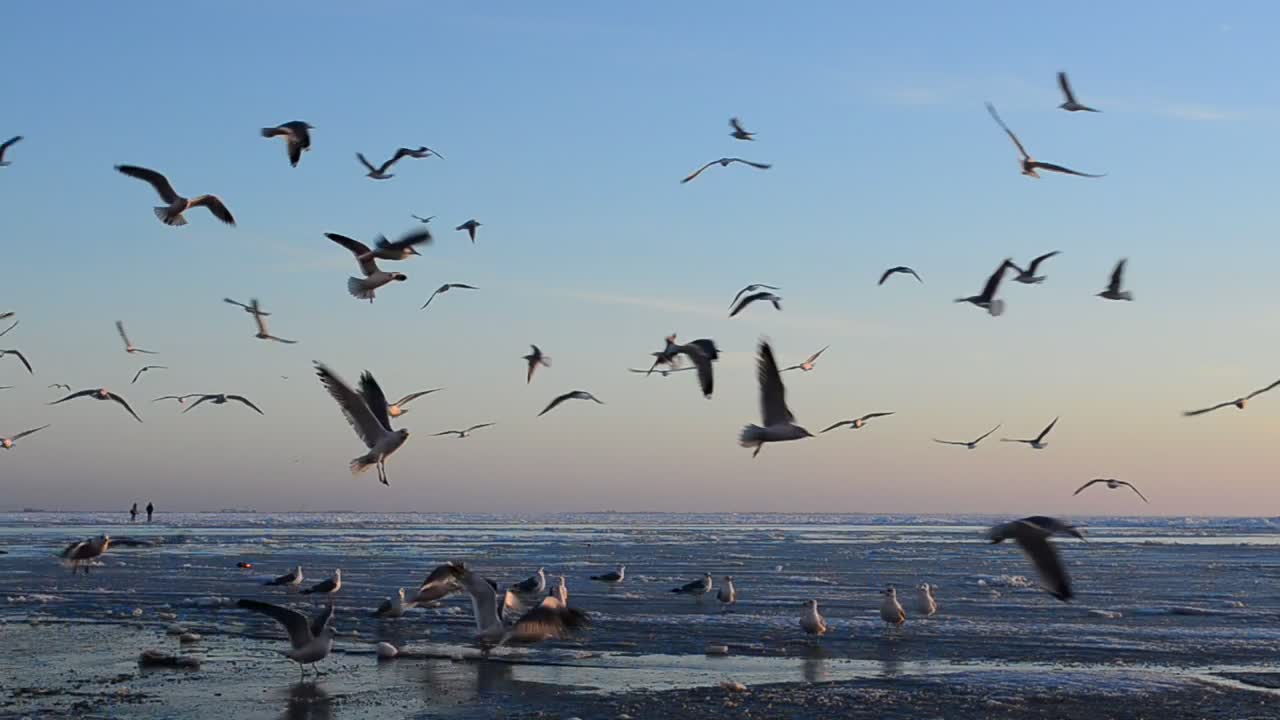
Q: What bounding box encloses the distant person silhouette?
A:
[129,503,138,523]
[146,502,154,523]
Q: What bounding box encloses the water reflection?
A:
[801,645,830,683]
[876,638,903,677]
[280,682,332,720]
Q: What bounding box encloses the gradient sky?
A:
[1,2,1278,514]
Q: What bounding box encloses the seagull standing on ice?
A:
[0,135,23,166]
[1056,72,1100,112]
[0,349,32,374]
[386,389,443,418]
[523,345,550,383]
[315,363,410,486]
[783,345,829,372]
[374,588,416,618]
[1010,251,1061,284]
[116,321,157,355]
[115,165,236,226]
[800,599,828,637]
[1074,478,1149,503]
[265,566,304,588]
[60,535,111,574]
[421,283,478,310]
[1,424,49,450]
[50,388,143,423]
[325,233,409,302]
[985,103,1106,179]
[1097,259,1134,301]
[880,587,906,626]
[681,157,771,184]
[538,391,605,417]
[740,340,813,458]
[987,516,1085,601]
[878,267,923,285]
[236,599,334,678]
[590,565,625,584]
[551,575,569,604]
[917,584,938,617]
[301,569,342,596]
[183,393,264,415]
[819,412,895,432]
[456,219,482,243]
[671,573,713,597]
[1001,417,1059,449]
[717,576,737,610]
[260,121,313,167]
[933,424,1001,450]
[729,117,755,140]
[955,259,1013,316]
[1183,379,1280,416]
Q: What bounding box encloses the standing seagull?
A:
[131,365,166,384]
[420,283,478,310]
[955,259,1013,316]
[717,576,737,610]
[1097,259,1134,301]
[1010,251,1062,284]
[315,363,410,486]
[432,423,495,439]
[236,599,334,678]
[917,584,938,617]
[301,569,342,596]
[455,219,482,243]
[985,103,1105,179]
[387,389,443,418]
[115,165,236,226]
[729,284,779,309]
[116,321,157,355]
[987,516,1085,601]
[552,575,569,605]
[50,388,143,423]
[510,568,547,598]
[374,588,416,618]
[325,233,408,302]
[933,424,1001,450]
[782,346,829,372]
[1057,72,1100,112]
[0,135,22,166]
[538,391,605,417]
[800,599,828,637]
[590,565,625,584]
[523,345,551,383]
[1074,478,1149,503]
[880,587,906,626]
[681,157,771,184]
[237,298,297,344]
[878,266,923,285]
[1001,417,1059,449]
[819,412,895,432]
[740,340,813,458]
[260,121,313,167]
[730,291,782,318]
[1183,379,1280,417]
[671,573,713,597]
[60,535,111,574]
[183,393,264,415]
[1,424,50,450]
[729,117,755,141]
[265,566,304,588]
[0,349,32,374]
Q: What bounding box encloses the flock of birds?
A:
[6,69,1279,678]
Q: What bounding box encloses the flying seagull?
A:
[387,389,443,418]
[115,165,236,226]
[234,298,297,344]
[153,394,200,406]
[301,569,342,596]
[116,321,157,355]
[456,219,482,243]
[681,157,771,184]
[1184,379,1280,417]
[1074,478,1149,503]
[50,388,143,423]
[60,535,111,574]
[448,564,589,649]
[411,214,436,224]
[590,565,625,584]
[1,424,49,450]
[332,229,433,262]
[325,233,408,302]
[987,516,1085,601]
[878,266,922,285]
[729,117,755,141]
[730,291,782,318]
[729,284,779,309]
[420,283,478,310]
[628,366,694,377]
[260,121,313,167]
[264,566,304,587]
[1002,417,1059,449]
[236,599,334,678]
[0,349,32,374]
[131,365,166,384]
[1097,259,1133,301]
[985,103,1105,179]
[1057,72,1100,112]
[819,412,895,433]
[183,393,264,415]
[356,147,435,180]
[1010,251,1061,284]
[933,424,1001,450]
[433,423,495,438]
[782,345,829,372]
[647,334,718,397]
[0,319,17,338]
[740,340,812,458]
[315,363,410,486]
[0,135,22,166]
[523,345,550,383]
[224,297,269,316]
[538,390,604,417]
[955,259,1013,316]
[48,383,72,392]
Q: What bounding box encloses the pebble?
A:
[720,681,748,693]
[376,642,399,659]
[157,612,177,621]
[704,644,730,656]
[179,632,201,643]
[164,623,185,635]
[131,608,144,617]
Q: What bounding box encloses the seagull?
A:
[153,394,201,406]
[933,424,1001,450]
[647,334,718,398]
[1184,379,1280,416]
[987,516,1085,601]
[955,259,1013,316]
[450,564,589,649]
[729,117,755,141]
[878,266,922,285]
[0,349,32,374]
[60,535,111,574]
[433,423,495,439]
[48,383,72,392]
[301,569,342,596]
[538,390,605,417]
[131,365,167,384]
[729,284,780,309]
[260,121,313,167]
[551,575,569,605]
[1057,71,1100,113]
[456,219,482,243]
[315,363,410,486]
[387,389,443,418]
[411,214,436,224]
[627,366,695,377]
[681,157,771,184]
[325,233,409,302]
[672,573,713,597]
[420,283,478,310]
[880,587,906,626]
[985,103,1105,179]
[1010,251,1062,284]
[1075,478,1149,503]
[819,413,895,432]
[115,165,236,226]
[265,566,304,588]
[357,229,433,261]
[223,297,269,316]
[782,345,829,372]
[50,388,142,423]
[236,599,335,678]
[182,393,264,415]
[729,291,782,318]
[356,147,435,179]
[374,588,416,618]
[0,135,22,166]
[1002,417,1059,449]
[717,576,737,609]
[590,565,625,584]
[238,298,297,344]
[414,561,467,604]
[1097,259,1134,301]
[1,424,49,450]
[800,599,828,637]
[510,568,547,598]
[116,321,157,355]
[740,340,812,458]
[523,345,551,383]
[917,584,938,617]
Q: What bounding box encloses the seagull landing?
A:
[432,423,495,438]
[116,321,157,355]
[260,121,314,167]
[315,363,410,486]
[523,345,551,383]
[955,259,1013,316]
[1001,416,1058,449]
[236,599,335,679]
[681,157,771,184]
[0,136,23,166]
[1097,259,1133,301]
[933,424,1001,450]
[325,233,409,302]
[1,424,50,450]
[782,345,829,372]
[740,340,812,458]
[1074,478,1149,503]
[456,220,482,243]
[1010,251,1061,284]
[182,393,264,415]
[131,365,166,384]
[985,103,1105,179]
[51,388,142,423]
[987,516,1085,601]
[115,165,236,226]
[421,283,478,310]
[879,266,923,285]
[1057,72,1100,113]
[729,117,755,141]
[387,389,443,418]
[820,412,895,433]
[1183,379,1280,416]
[538,391,605,417]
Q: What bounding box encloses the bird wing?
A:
[12,424,50,441]
[1013,534,1072,601]
[932,438,968,446]
[758,341,795,426]
[420,288,443,309]
[806,345,829,364]
[465,423,495,433]
[680,160,718,184]
[1057,71,1077,104]
[984,102,1030,160]
[730,117,747,134]
[355,152,379,173]
[378,228,433,251]
[115,165,180,203]
[979,260,1012,301]
[0,136,22,153]
[315,363,389,448]
[677,345,714,398]
[1182,401,1234,417]
[1119,481,1150,503]
[1108,259,1127,291]
[432,430,463,437]
[188,195,236,225]
[3,350,32,374]
[0,319,17,338]
[396,389,442,406]
[309,602,335,638]
[416,563,465,601]
[1072,478,1106,496]
[357,372,393,432]
[973,424,1001,443]
[819,421,850,434]
[729,291,771,318]
[1029,161,1105,178]
[105,393,143,422]
[1034,416,1059,443]
[859,412,895,421]
[181,395,214,413]
[287,139,303,167]
[1027,250,1061,274]
[131,368,145,383]
[1247,379,1280,400]
[877,268,896,285]
[115,321,132,349]
[237,599,313,649]
[325,232,376,272]
[457,569,503,633]
[448,283,479,290]
[727,158,771,170]
[227,395,265,415]
[507,599,589,642]
[538,393,573,417]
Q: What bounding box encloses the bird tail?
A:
[155,207,186,226]
[987,299,1006,317]
[347,277,375,300]
[350,452,377,475]
[739,425,766,447]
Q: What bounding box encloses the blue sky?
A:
[1,2,1278,514]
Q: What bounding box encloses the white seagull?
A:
[301,569,342,596]
[880,587,906,626]
[420,283,478,310]
[933,424,1001,450]
[729,284,779,309]
[116,321,157,355]
[433,423,495,439]
[647,334,718,398]
[717,576,737,609]
[1074,478,1149,503]
[325,233,409,302]
[729,117,755,141]
[265,566,304,588]
[183,393,264,415]
[917,584,938,617]
[729,291,781,318]
[523,345,551,384]
[740,340,812,458]
[1184,379,1280,417]
[681,157,771,184]
[411,214,436,224]
[879,266,923,285]
[590,565,625,584]
[800,599,828,637]
[1001,417,1059,449]
[1010,251,1062,284]
[628,366,694,377]
[987,516,1085,601]
[236,599,335,678]
[1097,259,1134,301]
[60,535,111,574]
[2,424,50,450]
[115,164,236,226]
[0,349,32,374]
[450,564,590,649]
[0,135,23,166]
[1057,71,1100,112]
[50,388,142,423]
[414,562,467,605]
[955,259,1013,316]
[510,568,548,598]
[260,121,314,167]
[819,412,894,433]
[985,103,1106,179]
[552,576,569,604]
[387,389,443,418]
[782,345,829,372]
[131,365,166,384]
[538,390,605,417]
[315,363,410,486]
[456,219,482,243]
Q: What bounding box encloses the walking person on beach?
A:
[129,503,138,523]
[146,502,154,523]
